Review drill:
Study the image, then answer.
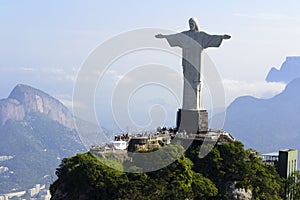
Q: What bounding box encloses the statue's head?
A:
[189,17,199,31]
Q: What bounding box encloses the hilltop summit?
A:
[0,84,74,129]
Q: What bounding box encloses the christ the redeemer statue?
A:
[155,17,230,110]
[155,17,230,133]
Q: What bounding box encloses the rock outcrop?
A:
[0,84,86,194]
[0,98,25,125]
[0,84,75,129]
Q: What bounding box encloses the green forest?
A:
[50,141,299,200]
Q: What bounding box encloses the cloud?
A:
[223,79,286,105]
[104,70,125,83]
[20,67,77,82]
[53,94,72,108]
[53,94,87,112]
[63,29,109,38]
[233,13,298,21]
[21,67,65,74]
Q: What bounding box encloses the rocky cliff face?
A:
[0,98,25,125]
[0,84,87,194]
[0,84,74,129]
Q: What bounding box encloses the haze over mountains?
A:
[224,56,300,154]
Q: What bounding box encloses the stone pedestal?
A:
[176,109,208,134]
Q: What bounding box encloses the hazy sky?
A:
[1,1,300,130]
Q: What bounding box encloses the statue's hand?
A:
[223,34,231,40]
[155,34,165,39]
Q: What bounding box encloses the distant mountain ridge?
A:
[0,84,74,129]
[265,56,300,83]
[224,77,300,153]
[0,84,86,194]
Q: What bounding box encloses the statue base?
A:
[176,109,208,134]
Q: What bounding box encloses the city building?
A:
[262,149,298,200]
[278,149,298,179]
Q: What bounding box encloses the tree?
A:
[50,141,285,200]
[186,141,284,199]
[287,170,300,199]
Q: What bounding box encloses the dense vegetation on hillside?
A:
[0,113,84,193]
[50,141,285,200]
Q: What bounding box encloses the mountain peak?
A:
[9,84,53,104]
[224,76,300,152]
[1,84,75,129]
[266,56,300,83]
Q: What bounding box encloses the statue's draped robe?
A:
[165,31,224,110]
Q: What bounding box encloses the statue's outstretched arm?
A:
[223,34,231,40]
[155,34,168,39]
[155,33,182,47]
